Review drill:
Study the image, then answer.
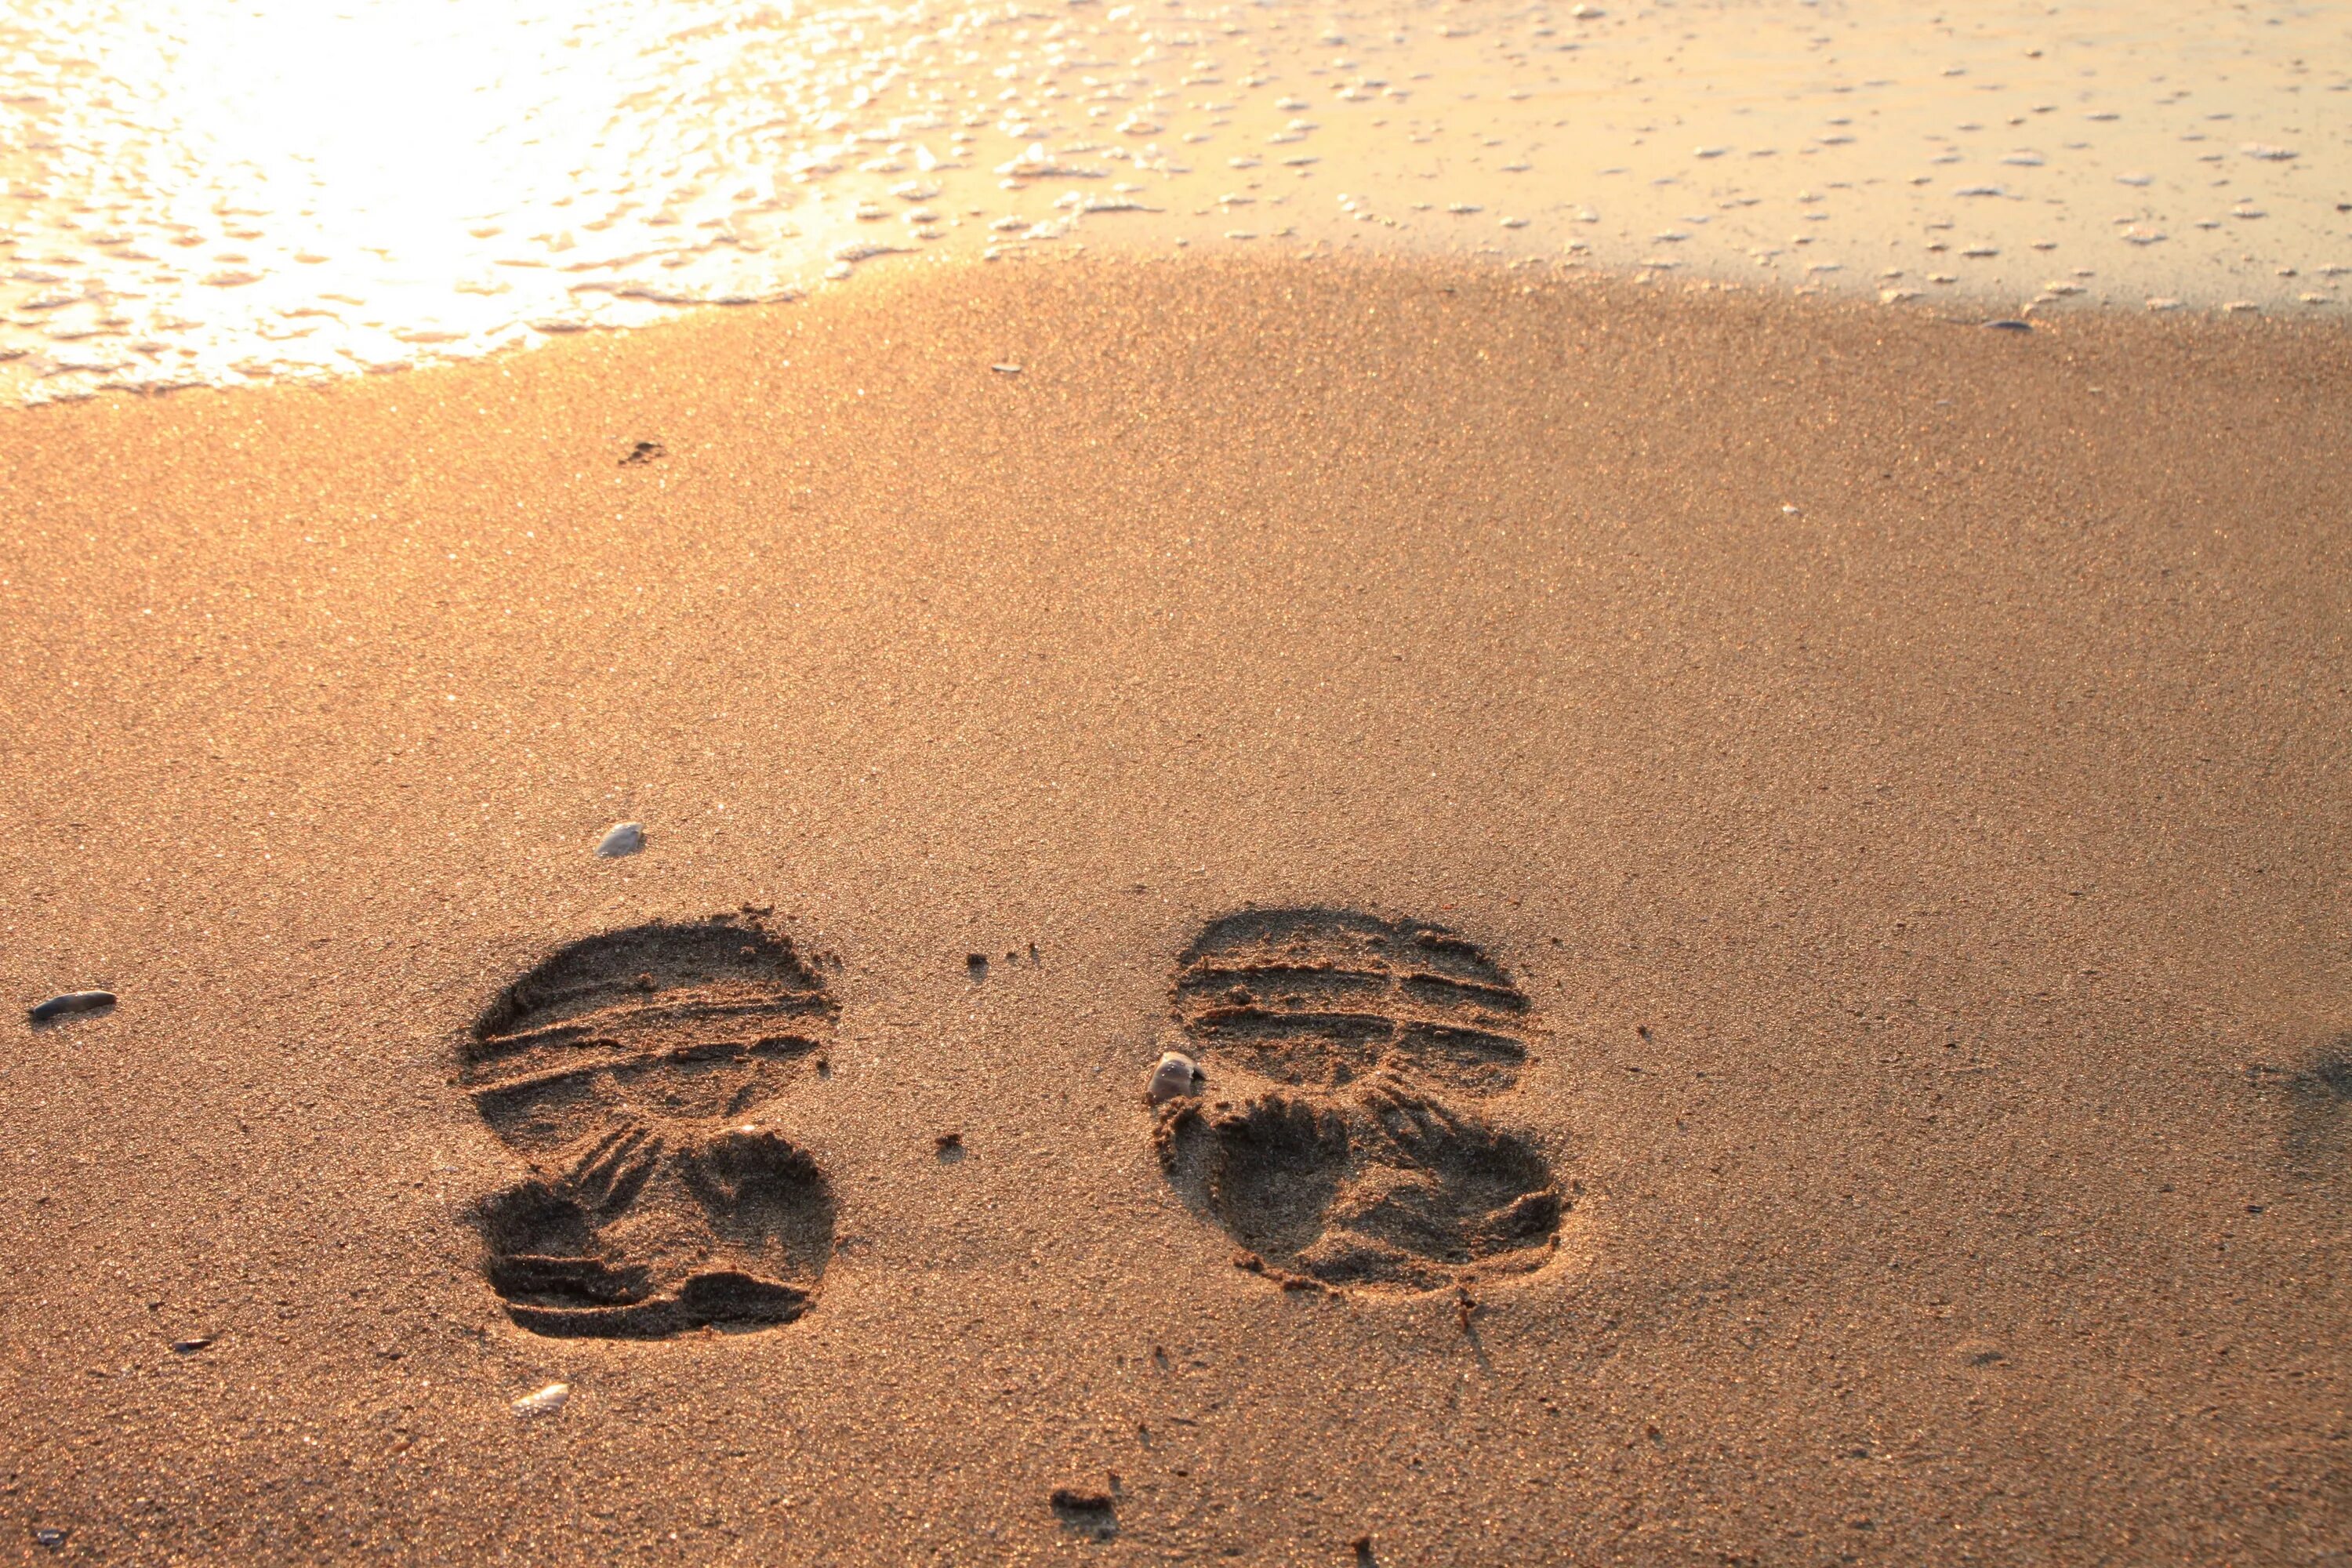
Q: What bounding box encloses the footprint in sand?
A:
[459,912,837,1338]
[1152,909,1565,1293]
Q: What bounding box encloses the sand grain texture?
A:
[1,259,2347,1563]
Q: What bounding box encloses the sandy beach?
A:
[1,253,2346,1562]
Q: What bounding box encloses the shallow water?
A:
[2,0,2343,401]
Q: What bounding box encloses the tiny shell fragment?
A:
[1149,1051,1203,1105]
[513,1382,570,1417]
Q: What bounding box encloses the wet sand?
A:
[2,256,2349,1563]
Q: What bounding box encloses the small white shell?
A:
[1148,1051,1202,1105]
[512,1381,570,1418]
[595,822,644,858]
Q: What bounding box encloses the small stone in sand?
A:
[513,1382,570,1417]
[1050,1487,1116,1540]
[1148,1051,1203,1105]
[28,991,114,1025]
[170,1337,213,1354]
[595,822,644,858]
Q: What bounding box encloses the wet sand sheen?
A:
[2,256,2349,1563]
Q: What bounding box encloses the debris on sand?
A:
[1147,1051,1203,1105]
[595,822,644,858]
[1050,1486,1116,1540]
[29,991,114,1025]
[512,1382,571,1418]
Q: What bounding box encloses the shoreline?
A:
[11,242,2352,413]
[7,0,2345,405]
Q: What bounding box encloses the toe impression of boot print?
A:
[461,913,838,1338]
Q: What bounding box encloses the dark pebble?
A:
[1050,1486,1115,1534]
[1984,318,2034,332]
[29,991,114,1024]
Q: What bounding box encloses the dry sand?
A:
[2,256,2349,1563]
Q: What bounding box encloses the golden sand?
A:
[2,255,2347,1561]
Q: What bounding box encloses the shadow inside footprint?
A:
[459,913,838,1338]
[1156,909,1564,1294]
[1179,1093,1350,1260]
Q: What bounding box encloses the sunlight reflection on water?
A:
[1,0,2343,401]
